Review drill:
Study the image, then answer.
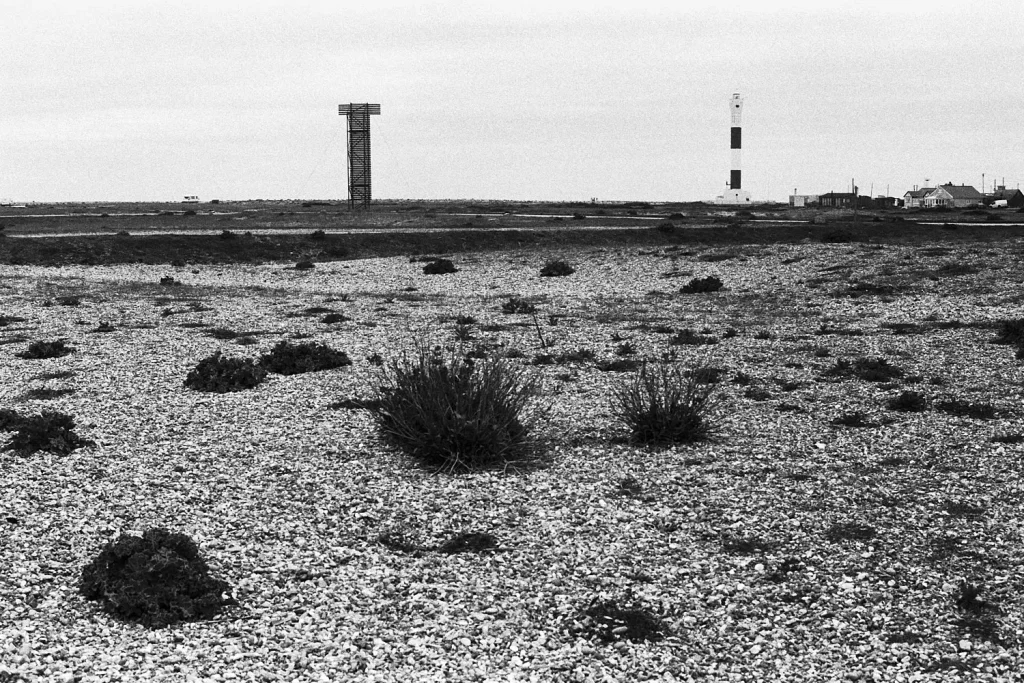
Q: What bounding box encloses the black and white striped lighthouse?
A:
[715,93,751,204]
[730,93,743,191]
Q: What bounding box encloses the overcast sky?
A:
[2,0,1022,203]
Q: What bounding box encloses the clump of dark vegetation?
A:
[831,411,876,428]
[934,399,998,420]
[90,320,117,334]
[825,521,877,543]
[423,258,458,275]
[79,528,235,629]
[540,259,575,277]
[321,313,350,324]
[822,357,904,382]
[596,358,642,372]
[454,324,474,342]
[612,362,722,444]
[570,596,670,643]
[219,229,237,240]
[822,229,856,243]
[455,314,477,325]
[17,339,75,359]
[20,387,76,401]
[57,295,82,307]
[722,533,775,555]
[991,433,1024,444]
[183,351,267,393]
[260,340,352,375]
[744,386,772,401]
[308,229,327,240]
[2,410,95,456]
[686,366,727,384]
[368,346,546,473]
[679,276,723,294]
[615,341,635,356]
[204,327,239,340]
[295,259,315,270]
[887,390,929,412]
[842,282,897,298]
[437,531,497,554]
[991,318,1024,347]
[501,297,537,315]
[0,314,28,327]
[668,329,718,346]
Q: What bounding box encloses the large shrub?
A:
[679,276,723,294]
[423,258,458,275]
[79,528,235,628]
[369,346,546,472]
[612,362,723,444]
[260,340,352,375]
[17,339,75,359]
[539,259,575,277]
[3,410,95,456]
[184,351,267,392]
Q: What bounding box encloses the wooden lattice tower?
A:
[338,103,381,207]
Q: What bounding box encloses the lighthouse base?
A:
[713,189,752,205]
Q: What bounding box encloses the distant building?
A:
[817,192,873,209]
[789,194,819,207]
[183,195,200,203]
[923,184,983,208]
[903,188,933,209]
[986,187,1024,209]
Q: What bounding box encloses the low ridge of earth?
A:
[2,232,1023,681]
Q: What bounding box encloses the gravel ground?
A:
[1,239,1023,682]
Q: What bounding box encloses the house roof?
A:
[904,188,933,198]
[939,184,983,200]
[990,188,1023,199]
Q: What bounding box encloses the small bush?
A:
[668,329,718,346]
[887,391,928,412]
[825,521,876,542]
[261,340,352,375]
[295,260,315,270]
[308,229,327,240]
[5,410,95,456]
[455,314,477,325]
[680,276,723,294]
[612,362,722,444]
[454,324,474,342]
[184,351,267,393]
[204,327,239,340]
[744,386,772,401]
[21,387,76,400]
[321,313,349,324]
[570,597,670,643]
[369,346,545,472]
[423,258,458,275]
[831,411,876,428]
[17,339,75,359]
[992,318,1024,346]
[935,399,997,420]
[822,357,904,382]
[596,358,641,372]
[540,260,575,277]
[615,342,636,356]
[90,321,116,334]
[219,229,236,240]
[57,295,82,307]
[501,297,537,315]
[79,528,235,629]
[572,212,586,220]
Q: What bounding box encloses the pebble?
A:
[959,639,972,651]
